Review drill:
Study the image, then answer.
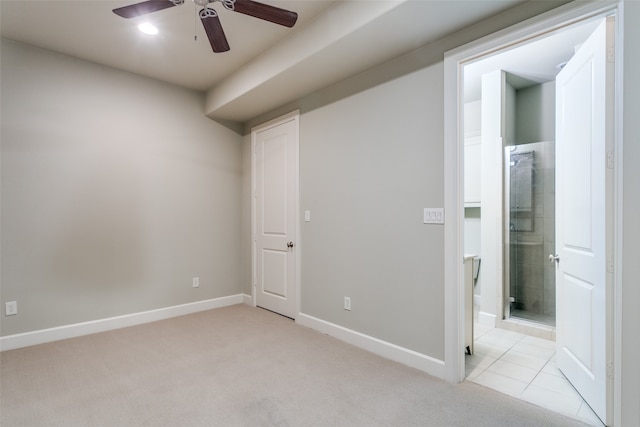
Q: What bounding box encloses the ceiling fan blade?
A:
[113,0,177,19]
[200,10,230,53]
[232,0,298,28]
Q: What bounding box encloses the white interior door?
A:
[253,113,298,319]
[555,17,613,425]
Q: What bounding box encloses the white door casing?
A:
[555,17,614,425]
[252,112,299,319]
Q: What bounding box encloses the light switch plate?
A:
[304,210,311,222]
[423,208,444,224]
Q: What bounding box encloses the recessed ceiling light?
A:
[138,23,158,35]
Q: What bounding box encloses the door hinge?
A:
[607,257,614,273]
[607,151,615,169]
[607,361,614,379]
[607,45,615,63]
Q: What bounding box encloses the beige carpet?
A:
[1,304,587,426]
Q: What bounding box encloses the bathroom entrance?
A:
[457,11,616,426]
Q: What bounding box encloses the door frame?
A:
[251,110,301,319]
[443,1,624,423]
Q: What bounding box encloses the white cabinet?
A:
[464,133,481,206]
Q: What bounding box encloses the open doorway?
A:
[456,10,616,427]
[462,18,601,335]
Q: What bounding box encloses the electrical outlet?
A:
[192,277,200,288]
[344,296,351,311]
[5,301,17,316]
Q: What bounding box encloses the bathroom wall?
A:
[516,82,556,143]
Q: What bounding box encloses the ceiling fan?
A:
[113,0,298,53]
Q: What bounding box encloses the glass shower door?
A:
[505,142,556,326]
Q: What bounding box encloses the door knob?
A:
[549,254,560,263]
[287,242,294,248]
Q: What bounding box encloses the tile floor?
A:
[465,323,603,426]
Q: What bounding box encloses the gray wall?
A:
[621,1,640,424]
[300,64,445,358]
[515,81,556,144]
[0,39,244,336]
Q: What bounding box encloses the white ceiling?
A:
[0,0,333,92]
[1,0,579,123]
[463,16,601,102]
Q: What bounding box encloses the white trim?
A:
[478,311,497,327]
[250,110,301,319]
[0,295,245,352]
[443,48,463,382]
[294,114,301,322]
[251,126,257,309]
[242,293,253,305]
[297,313,445,378]
[612,2,625,425]
[444,1,623,424]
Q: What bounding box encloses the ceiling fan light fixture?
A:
[114,0,297,53]
[138,22,159,35]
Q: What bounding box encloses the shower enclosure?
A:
[505,142,555,326]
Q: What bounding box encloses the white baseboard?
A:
[474,294,481,306]
[242,294,253,305]
[478,311,496,327]
[0,294,245,352]
[296,312,445,379]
